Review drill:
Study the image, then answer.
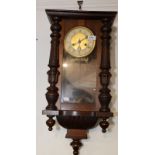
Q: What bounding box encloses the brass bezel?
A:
[64,26,96,58]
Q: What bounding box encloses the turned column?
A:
[46,16,61,131]
[99,17,113,133]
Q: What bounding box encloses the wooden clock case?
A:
[42,9,117,155]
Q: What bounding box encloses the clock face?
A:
[64,26,96,58]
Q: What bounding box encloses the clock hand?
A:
[72,39,80,46]
[79,35,88,42]
[72,36,88,46]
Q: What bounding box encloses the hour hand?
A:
[72,39,80,46]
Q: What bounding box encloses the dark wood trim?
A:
[70,139,82,155]
[66,129,87,139]
[42,110,113,118]
[45,16,62,131]
[98,17,113,132]
[46,9,117,22]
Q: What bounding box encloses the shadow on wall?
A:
[108,18,118,132]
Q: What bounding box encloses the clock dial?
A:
[64,26,96,57]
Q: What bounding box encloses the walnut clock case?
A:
[42,9,117,155]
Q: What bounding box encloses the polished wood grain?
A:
[66,129,87,139]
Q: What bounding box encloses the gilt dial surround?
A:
[64,26,96,58]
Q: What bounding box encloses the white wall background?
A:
[36,0,118,155]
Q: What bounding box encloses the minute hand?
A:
[79,36,88,42]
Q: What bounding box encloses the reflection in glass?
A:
[61,51,97,104]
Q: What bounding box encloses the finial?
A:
[77,0,83,10]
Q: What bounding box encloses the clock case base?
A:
[43,109,113,155]
[43,9,117,155]
[43,109,113,129]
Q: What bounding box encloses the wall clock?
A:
[42,9,117,155]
